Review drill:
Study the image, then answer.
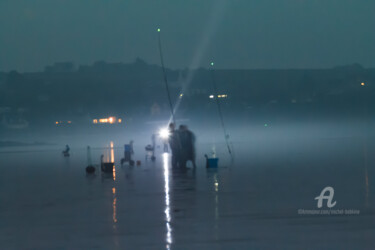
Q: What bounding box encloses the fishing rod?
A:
[210,62,233,160]
[157,28,176,125]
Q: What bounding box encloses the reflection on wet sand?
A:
[214,173,219,218]
[212,172,219,240]
[112,186,119,247]
[110,141,116,181]
[112,187,117,224]
[163,153,172,249]
[110,141,114,162]
[110,142,118,246]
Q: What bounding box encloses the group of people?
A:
[168,123,196,169]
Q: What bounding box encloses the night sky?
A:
[1,0,374,72]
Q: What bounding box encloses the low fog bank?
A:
[1,115,373,157]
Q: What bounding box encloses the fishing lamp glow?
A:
[159,128,170,139]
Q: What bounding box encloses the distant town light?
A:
[361,82,365,86]
[55,120,73,125]
[93,117,122,124]
[217,94,227,98]
[179,94,183,98]
[209,95,214,99]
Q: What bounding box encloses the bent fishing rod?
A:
[210,62,233,160]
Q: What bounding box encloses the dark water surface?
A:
[0,128,374,249]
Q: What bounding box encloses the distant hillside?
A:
[0,60,374,129]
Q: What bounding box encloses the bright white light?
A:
[159,128,170,139]
[163,152,172,246]
[209,95,214,99]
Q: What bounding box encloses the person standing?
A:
[168,123,180,168]
[124,140,134,162]
[178,125,196,168]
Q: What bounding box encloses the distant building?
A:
[44,62,75,73]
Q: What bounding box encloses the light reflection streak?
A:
[110,141,116,181]
[163,153,172,249]
[112,187,118,223]
[110,142,118,227]
[214,175,219,193]
[214,174,219,219]
[213,173,219,240]
[110,141,115,162]
[112,187,119,247]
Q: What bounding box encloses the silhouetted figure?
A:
[178,125,196,168]
[163,138,169,153]
[62,144,70,157]
[86,146,95,174]
[145,135,156,161]
[121,140,134,165]
[144,134,156,161]
[151,134,156,161]
[168,123,181,168]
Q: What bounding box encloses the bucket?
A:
[206,158,219,168]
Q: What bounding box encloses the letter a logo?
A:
[315,186,337,208]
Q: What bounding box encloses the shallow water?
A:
[0,127,374,249]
